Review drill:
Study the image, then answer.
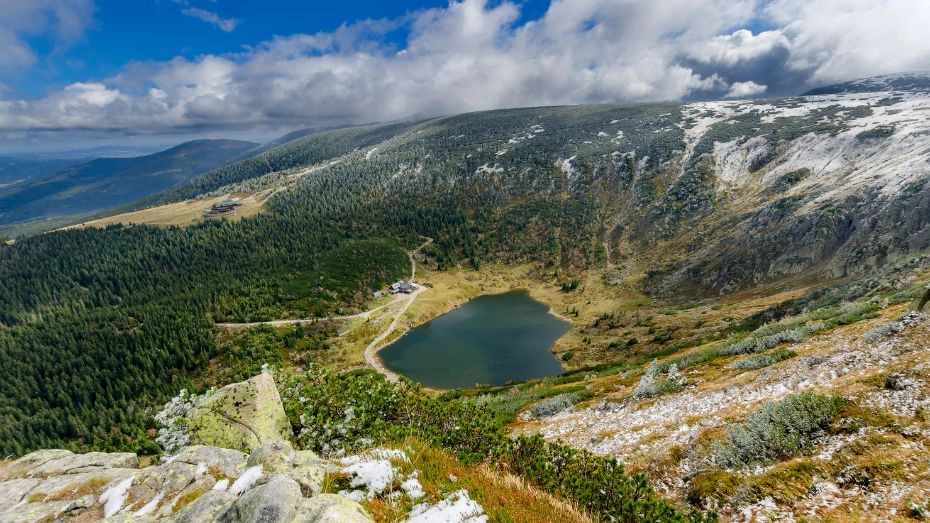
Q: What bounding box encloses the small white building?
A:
[389,280,416,294]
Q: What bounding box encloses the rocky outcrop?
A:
[0,373,372,523]
[0,442,371,522]
[187,372,292,453]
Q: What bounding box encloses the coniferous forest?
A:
[5,99,930,459]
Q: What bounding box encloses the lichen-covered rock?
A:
[0,494,95,522]
[226,473,301,523]
[1,449,74,480]
[0,478,41,511]
[172,446,247,478]
[27,468,137,501]
[159,474,217,517]
[247,441,295,471]
[106,513,157,523]
[288,451,329,497]
[170,490,236,523]
[294,493,373,523]
[187,373,291,453]
[245,442,327,497]
[28,452,139,477]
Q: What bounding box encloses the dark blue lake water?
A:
[379,290,570,389]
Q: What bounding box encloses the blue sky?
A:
[1,0,929,153]
[10,0,551,100]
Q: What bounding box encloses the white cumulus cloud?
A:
[2,0,930,147]
[725,80,768,98]
[0,0,94,71]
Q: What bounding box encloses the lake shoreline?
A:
[377,290,570,389]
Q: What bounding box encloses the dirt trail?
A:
[216,237,434,382]
[363,237,434,380]
[214,301,395,329]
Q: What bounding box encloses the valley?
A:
[4,75,930,521]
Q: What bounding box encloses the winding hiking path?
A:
[216,237,433,381]
[363,236,433,380]
[215,301,394,329]
[215,237,432,330]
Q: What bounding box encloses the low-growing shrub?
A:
[864,311,924,343]
[154,388,207,456]
[730,349,797,371]
[720,321,825,356]
[714,392,844,469]
[633,360,685,399]
[528,393,581,419]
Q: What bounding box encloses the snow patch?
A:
[135,492,164,516]
[213,478,230,491]
[99,476,135,518]
[365,147,378,160]
[475,163,503,175]
[194,462,207,479]
[229,465,264,496]
[401,471,425,500]
[406,489,488,523]
[712,136,771,187]
[556,156,578,180]
[339,453,400,500]
[369,448,409,462]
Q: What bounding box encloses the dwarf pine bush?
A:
[730,349,797,370]
[633,359,685,399]
[154,388,207,456]
[714,392,844,469]
[528,393,580,419]
[720,320,825,356]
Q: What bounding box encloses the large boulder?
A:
[187,373,291,453]
[170,490,237,523]
[295,494,373,523]
[225,474,302,523]
[0,449,74,480]
[172,446,247,479]
[26,452,139,477]
[246,442,328,497]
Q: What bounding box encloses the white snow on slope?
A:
[135,492,164,516]
[99,476,135,518]
[406,489,488,523]
[475,163,504,175]
[556,156,578,180]
[401,471,425,500]
[229,465,264,496]
[680,92,930,201]
[339,448,409,500]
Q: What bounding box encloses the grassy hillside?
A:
[0,139,257,226]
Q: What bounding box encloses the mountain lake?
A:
[379,290,570,389]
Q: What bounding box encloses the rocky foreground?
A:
[0,373,487,522]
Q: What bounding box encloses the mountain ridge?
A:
[0,139,258,227]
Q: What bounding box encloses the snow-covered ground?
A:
[677,92,930,205]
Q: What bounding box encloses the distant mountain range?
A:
[0,139,257,227]
[802,71,930,95]
[0,158,82,186]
